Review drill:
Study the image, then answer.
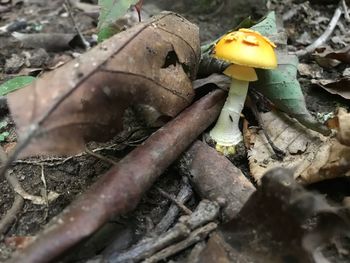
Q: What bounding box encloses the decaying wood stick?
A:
[153,177,193,235]
[178,140,255,222]
[0,194,24,236]
[7,90,225,263]
[107,200,220,263]
[156,186,192,216]
[143,222,218,263]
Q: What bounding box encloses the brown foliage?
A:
[8,12,200,156]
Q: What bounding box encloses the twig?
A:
[296,5,343,57]
[13,127,149,167]
[142,222,217,263]
[5,173,50,206]
[85,147,118,165]
[64,0,90,49]
[156,187,192,216]
[7,90,225,263]
[178,140,255,222]
[106,200,220,263]
[40,165,48,206]
[341,0,350,22]
[0,147,24,236]
[0,195,24,236]
[153,177,193,235]
[134,0,144,22]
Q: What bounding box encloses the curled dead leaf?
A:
[312,77,350,101]
[314,46,350,69]
[8,12,200,156]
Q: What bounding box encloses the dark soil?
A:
[0,0,349,262]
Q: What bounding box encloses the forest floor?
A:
[0,0,350,262]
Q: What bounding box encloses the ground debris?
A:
[195,168,350,263]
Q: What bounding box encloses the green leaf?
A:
[250,11,277,36]
[97,0,138,42]
[0,131,9,142]
[251,13,330,135]
[0,76,35,96]
[254,53,330,136]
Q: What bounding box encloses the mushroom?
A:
[209,28,277,155]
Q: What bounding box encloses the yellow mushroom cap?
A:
[213,28,277,70]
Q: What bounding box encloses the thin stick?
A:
[106,200,219,263]
[153,177,193,235]
[64,0,90,49]
[135,0,144,22]
[85,147,118,165]
[296,6,343,57]
[0,147,24,236]
[142,223,218,263]
[5,173,48,205]
[156,187,192,215]
[342,0,350,22]
[0,194,24,236]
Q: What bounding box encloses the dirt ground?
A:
[0,0,350,262]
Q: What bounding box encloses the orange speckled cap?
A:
[213,28,277,69]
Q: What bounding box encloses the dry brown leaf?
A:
[198,168,349,263]
[246,110,350,184]
[314,46,350,69]
[312,77,350,100]
[8,12,200,156]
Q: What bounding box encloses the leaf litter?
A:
[1,0,350,262]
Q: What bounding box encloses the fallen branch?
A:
[178,140,255,221]
[7,90,225,263]
[153,177,193,235]
[143,222,218,263]
[156,186,192,216]
[0,194,24,236]
[106,200,220,263]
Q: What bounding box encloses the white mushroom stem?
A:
[209,78,248,146]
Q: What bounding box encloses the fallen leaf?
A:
[255,52,330,136]
[198,168,350,263]
[246,110,350,184]
[312,77,350,100]
[8,12,200,156]
[314,46,350,69]
[0,76,35,96]
[192,73,230,90]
